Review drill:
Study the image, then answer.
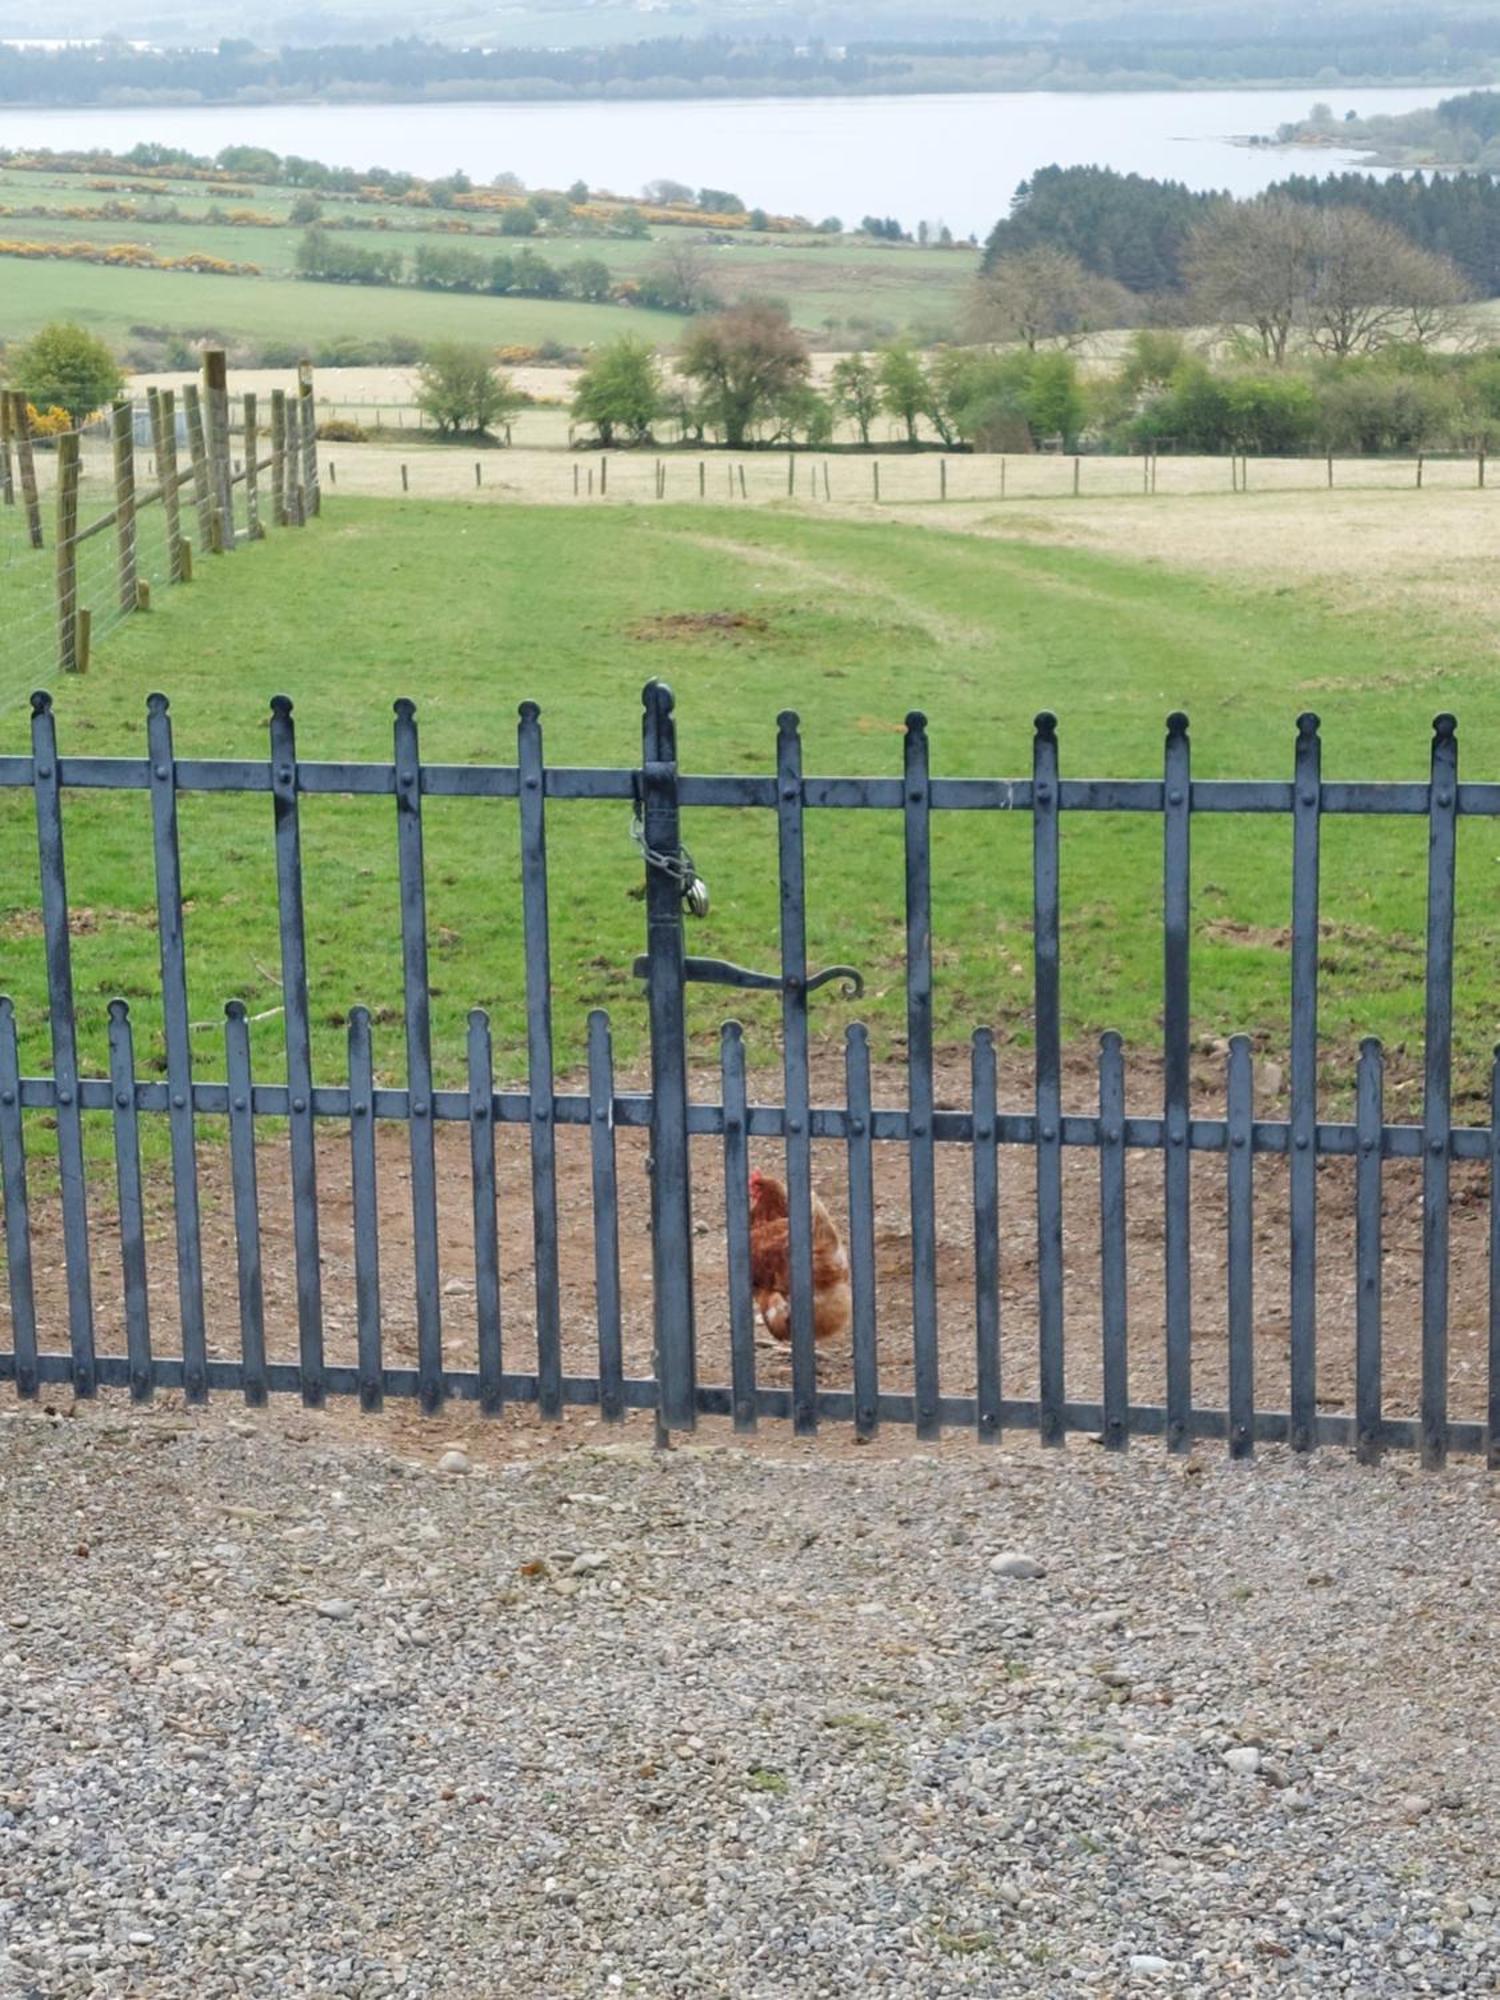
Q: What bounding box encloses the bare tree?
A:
[965,246,1128,350]
[645,239,720,314]
[1303,209,1469,358]
[1185,198,1316,366]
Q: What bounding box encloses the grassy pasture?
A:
[0,158,976,350]
[0,255,686,353]
[2,492,1498,1162]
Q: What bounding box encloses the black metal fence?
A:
[0,681,1495,1467]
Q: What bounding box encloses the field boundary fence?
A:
[1,351,322,703]
[0,681,1495,1471]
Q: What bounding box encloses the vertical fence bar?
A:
[1355,1037,1384,1464]
[30,693,94,1395]
[1098,1031,1128,1449]
[0,998,38,1397]
[1288,712,1321,1451]
[776,710,818,1434]
[344,1006,381,1413]
[269,695,324,1403]
[903,711,941,1439]
[54,432,79,676]
[1162,711,1192,1451]
[106,1000,151,1400]
[518,700,563,1420]
[1490,1046,1500,1470]
[588,1009,624,1424]
[467,1008,503,1417]
[1032,712,1065,1444]
[243,392,261,539]
[392,698,444,1413]
[721,1020,757,1432]
[972,1026,1001,1442]
[146,693,208,1402]
[1226,1034,1255,1458]
[224,1000,267,1406]
[1421,714,1457,1468]
[11,394,42,548]
[641,681,697,1432]
[111,400,138,614]
[846,1023,879,1442]
[182,384,216,553]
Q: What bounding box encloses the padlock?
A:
[683,875,710,919]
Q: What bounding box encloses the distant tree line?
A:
[4,22,1500,105]
[984,162,1500,299]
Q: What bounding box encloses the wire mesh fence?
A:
[0,356,322,700]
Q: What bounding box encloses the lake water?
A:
[0,86,1449,237]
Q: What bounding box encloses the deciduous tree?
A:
[678,302,810,447]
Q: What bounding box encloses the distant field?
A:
[0,256,685,351]
[0,160,975,352]
[3,491,1498,1121]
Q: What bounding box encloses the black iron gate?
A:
[0,681,1495,1464]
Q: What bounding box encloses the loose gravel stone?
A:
[990,1550,1045,1579]
[1,1403,1497,1998]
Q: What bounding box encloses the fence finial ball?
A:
[225,999,248,1022]
[269,693,294,719]
[905,710,928,734]
[642,679,675,713]
[518,700,541,724]
[1033,710,1058,741]
[393,697,416,722]
[1296,710,1320,738]
[1433,712,1458,739]
[1166,710,1189,738]
[29,690,52,717]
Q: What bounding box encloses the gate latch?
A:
[632,955,864,999]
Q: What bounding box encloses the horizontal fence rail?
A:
[0,683,1494,1468]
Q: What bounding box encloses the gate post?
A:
[640,681,697,1432]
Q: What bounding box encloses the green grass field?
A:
[0,161,975,351]
[2,495,1495,1136]
[0,256,687,353]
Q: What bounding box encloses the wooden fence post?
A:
[110,399,137,614]
[202,348,236,551]
[1480,448,1487,490]
[10,393,42,549]
[182,384,217,552]
[872,460,880,502]
[699,459,705,497]
[1073,455,1080,496]
[270,388,287,525]
[475,460,482,488]
[940,458,947,500]
[1327,452,1334,489]
[738,463,747,499]
[55,431,80,673]
[148,388,185,582]
[1000,457,1006,499]
[0,393,13,509]
[297,360,319,515]
[600,455,607,496]
[243,392,262,538]
[401,463,409,492]
[1417,452,1425,490]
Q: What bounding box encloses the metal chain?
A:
[630,801,709,916]
[630,801,697,888]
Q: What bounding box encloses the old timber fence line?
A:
[0,684,1495,1468]
[0,349,321,698]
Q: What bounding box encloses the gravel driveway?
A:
[0,1400,1496,1998]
